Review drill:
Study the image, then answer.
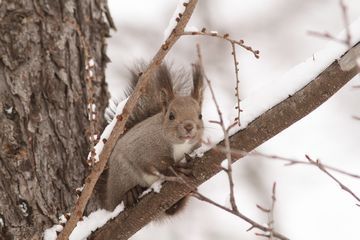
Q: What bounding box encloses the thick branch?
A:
[91,44,360,240]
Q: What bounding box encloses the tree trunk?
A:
[0,1,111,239]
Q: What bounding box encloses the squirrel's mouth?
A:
[179,135,195,141]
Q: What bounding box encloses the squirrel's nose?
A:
[184,123,194,133]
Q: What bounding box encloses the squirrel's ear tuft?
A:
[191,63,204,106]
[158,64,175,111]
[160,88,173,111]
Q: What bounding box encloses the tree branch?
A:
[91,43,360,240]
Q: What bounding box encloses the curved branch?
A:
[91,42,360,240]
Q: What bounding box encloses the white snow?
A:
[58,214,67,224]
[44,224,63,240]
[43,204,124,240]
[220,159,229,170]
[90,96,128,162]
[4,106,13,114]
[139,179,165,198]
[68,204,124,240]
[89,104,96,112]
[19,202,28,216]
[163,1,189,41]
[88,59,95,67]
[75,185,84,194]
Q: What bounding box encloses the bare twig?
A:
[216,146,360,206]
[339,0,352,47]
[271,182,277,223]
[308,0,352,48]
[252,151,360,179]
[308,30,349,46]
[215,148,360,180]
[181,29,260,58]
[169,169,289,240]
[305,155,360,205]
[190,191,288,240]
[308,0,360,78]
[56,1,199,239]
[197,44,239,213]
[231,42,242,126]
[255,182,277,240]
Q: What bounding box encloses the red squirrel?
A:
[103,63,204,214]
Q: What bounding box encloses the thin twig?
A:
[216,148,360,180]
[269,182,277,239]
[257,151,360,179]
[191,189,288,239]
[169,169,289,240]
[196,44,239,213]
[309,1,360,75]
[339,0,352,48]
[307,30,348,46]
[308,0,351,47]
[231,42,241,126]
[181,29,260,58]
[305,155,360,206]
[256,182,277,239]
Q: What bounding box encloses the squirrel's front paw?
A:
[173,154,195,176]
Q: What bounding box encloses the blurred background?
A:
[106,1,360,239]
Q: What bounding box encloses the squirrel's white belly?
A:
[172,141,194,162]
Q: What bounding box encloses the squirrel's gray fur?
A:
[103,63,204,212]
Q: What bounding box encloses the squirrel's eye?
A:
[169,112,175,120]
[198,113,202,120]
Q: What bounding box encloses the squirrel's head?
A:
[160,64,204,145]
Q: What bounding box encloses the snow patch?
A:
[220,159,228,170]
[43,204,124,240]
[0,216,4,228]
[43,224,63,240]
[139,179,165,198]
[5,106,13,114]
[88,58,95,67]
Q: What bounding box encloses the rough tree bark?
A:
[0,1,111,239]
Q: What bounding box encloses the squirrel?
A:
[103,63,204,214]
